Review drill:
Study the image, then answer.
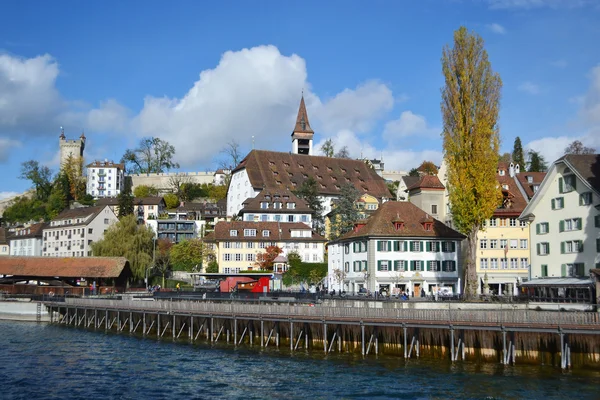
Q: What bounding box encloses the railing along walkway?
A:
[47,298,600,331]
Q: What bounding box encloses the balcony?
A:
[98,172,106,176]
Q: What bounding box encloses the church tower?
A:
[59,127,86,168]
[291,96,314,155]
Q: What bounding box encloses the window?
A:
[234,242,243,249]
[510,258,518,269]
[244,229,256,237]
[428,260,441,272]
[551,197,564,210]
[500,258,508,269]
[490,258,498,269]
[562,240,583,254]
[301,215,308,222]
[353,261,361,272]
[541,264,548,277]
[431,204,438,214]
[489,218,497,227]
[520,258,528,269]
[393,260,406,272]
[520,239,528,249]
[480,258,488,269]
[520,220,527,227]
[510,239,518,249]
[260,202,268,209]
[537,242,550,255]
[563,263,585,277]
[223,254,231,261]
[561,218,582,232]
[88,228,93,234]
[377,241,391,251]
[287,202,296,209]
[104,218,109,224]
[230,230,238,236]
[235,254,242,261]
[509,218,517,227]
[410,241,422,252]
[344,262,350,272]
[410,260,423,271]
[536,222,549,234]
[287,215,294,222]
[499,218,507,227]
[223,242,232,249]
[262,230,270,237]
[580,192,593,206]
[490,240,498,249]
[273,202,282,209]
[442,241,456,253]
[560,174,576,193]
[442,261,456,272]
[377,260,390,271]
[500,239,507,249]
[261,215,268,222]
[344,244,350,254]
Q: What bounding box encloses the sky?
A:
[1,0,600,199]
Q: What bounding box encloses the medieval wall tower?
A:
[59,127,86,168]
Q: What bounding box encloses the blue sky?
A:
[1,0,600,199]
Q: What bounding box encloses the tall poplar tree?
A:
[441,26,503,298]
[512,137,525,168]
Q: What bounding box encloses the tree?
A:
[207,184,227,202]
[179,183,207,202]
[498,153,512,163]
[294,177,325,234]
[45,175,69,220]
[441,26,503,298]
[62,154,86,201]
[527,150,548,172]
[418,161,439,175]
[117,179,134,218]
[408,168,420,177]
[20,160,53,202]
[332,268,347,291]
[564,140,596,155]
[2,196,46,224]
[163,193,179,209]
[205,260,219,273]
[330,183,362,239]
[334,146,350,159]
[218,140,242,186]
[387,181,399,199]
[170,239,206,271]
[133,185,160,198]
[121,137,180,174]
[153,238,173,288]
[512,137,525,168]
[90,215,154,281]
[321,139,334,157]
[255,245,283,270]
[168,174,192,200]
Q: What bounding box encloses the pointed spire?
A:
[80,129,86,139]
[59,126,65,139]
[293,96,314,134]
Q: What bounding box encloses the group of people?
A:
[148,285,161,293]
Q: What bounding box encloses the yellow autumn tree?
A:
[441,26,503,298]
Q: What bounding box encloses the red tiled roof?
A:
[333,201,465,242]
[515,172,546,200]
[240,188,313,214]
[7,223,46,240]
[292,96,314,135]
[52,206,107,225]
[0,256,131,278]
[407,175,445,191]
[204,221,326,242]
[495,170,528,215]
[233,150,391,199]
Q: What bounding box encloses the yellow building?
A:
[203,221,326,274]
[325,194,380,239]
[476,163,530,295]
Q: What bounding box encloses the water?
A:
[1,320,599,400]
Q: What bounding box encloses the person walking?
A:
[176,283,180,292]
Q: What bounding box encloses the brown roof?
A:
[562,153,600,192]
[233,150,391,199]
[7,223,46,240]
[515,172,546,200]
[51,206,107,225]
[407,175,445,191]
[495,169,528,215]
[0,256,131,278]
[86,160,125,169]
[0,227,7,245]
[333,201,465,242]
[240,188,312,214]
[204,221,326,242]
[292,96,314,135]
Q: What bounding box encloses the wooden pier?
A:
[44,298,600,369]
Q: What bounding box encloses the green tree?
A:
[527,150,548,172]
[418,161,439,175]
[441,26,503,298]
[133,185,159,198]
[512,136,525,168]
[179,183,207,202]
[207,184,227,202]
[121,137,180,174]
[330,183,361,239]
[90,214,154,281]
[117,179,134,218]
[62,154,86,201]
[163,193,179,209]
[408,168,420,177]
[2,196,46,224]
[387,181,399,199]
[564,140,596,155]
[206,260,219,273]
[20,160,53,202]
[170,239,206,271]
[498,152,512,163]
[321,139,334,157]
[294,177,325,234]
[153,238,173,288]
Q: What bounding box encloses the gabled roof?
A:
[496,172,528,215]
[204,221,326,243]
[406,175,445,191]
[292,96,314,135]
[232,150,391,199]
[0,256,131,278]
[86,160,125,169]
[332,201,465,242]
[240,188,312,214]
[8,223,46,241]
[515,172,547,200]
[52,206,107,223]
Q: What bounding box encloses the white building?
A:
[8,223,45,256]
[520,154,600,279]
[42,205,118,257]
[328,201,465,296]
[86,160,125,198]
[238,188,313,226]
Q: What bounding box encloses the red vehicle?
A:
[191,273,274,293]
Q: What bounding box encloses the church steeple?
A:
[291,96,314,155]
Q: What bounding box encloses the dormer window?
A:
[283,162,290,168]
[299,164,304,169]
[527,176,533,183]
[498,169,505,176]
[264,195,271,201]
[273,202,282,209]
[533,185,539,193]
[423,223,433,231]
[394,222,404,230]
[230,230,238,236]
[262,230,270,237]
[313,165,318,170]
[502,184,509,190]
[260,202,268,209]
[287,202,296,209]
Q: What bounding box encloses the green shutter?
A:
[451,242,456,252]
[579,194,584,206]
[559,220,564,232]
[595,215,600,228]
[426,261,431,271]
[426,241,432,252]
[541,265,547,277]
[561,242,565,254]
[578,241,584,252]
[536,223,540,234]
[403,241,408,252]
[597,238,600,253]
[576,264,585,277]
[537,243,540,255]
[576,218,582,230]
[410,241,415,251]
[561,264,566,277]
[437,260,442,271]
[353,242,357,252]
[393,241,399,251]
[551,199,555,210]
[388,241,392,252]
[558,177,563,193]
[377,241,382,251]
[451,261,456,271]
[410,260,415,271]
[377,260,382,271]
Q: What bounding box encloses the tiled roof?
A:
[204,221,326,242]
[562,154,600,192]
[86,160,125,169]
[240,188,312,214]
[496,169,528,215]
[0,256,131,278]
[7,223,46,240]
[406,175,445,191]
[515,172,546,200]
[292,96,314,135]
[332,201,465,242]
[53,206,106,222]
[0,227,7,245]
[232,150,391,199]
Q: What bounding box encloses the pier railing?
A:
[58,298,600,328]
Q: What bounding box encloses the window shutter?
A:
[436,242,441,252]
[551,199,555,209]
[559,220,564,232]
[537,243,540,255]
[437,260,441,271]
[377,260,382,271]
[558,177,563,193]
[403,241,408,252]
[536,223,540,234]
[377,241,382,251]
[410,241,415,251]
[393,241,399,251]
[561,242,565,254]
[576,218,582,230]
[353,242,357,252]
[561,264,566,277]
[597,238,600,253]
[426,241,432,252]
[579,194,583,206]
[547,243,550,254]
[572,178,577,191]
[420,241,424,252]
[388,241,392,251]
[576,264,584,277]
[596,215,600,228]
[578,241,584,252]
[410,260,415,271]
[451,242,456,252]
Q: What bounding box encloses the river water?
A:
[1,320,599,400]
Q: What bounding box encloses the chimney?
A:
[509,163,515,178]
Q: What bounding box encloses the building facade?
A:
[146,219,205,243]
[328,201,465,296]
[8,223,45,256]
[0,228,9,256]
[86,160,125,198]
[238,189,313,226]
[203,221,326,274]
[42,205,118,257]
[59,128,85,168]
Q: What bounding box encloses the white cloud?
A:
[0,137,21,162]
[0,191,20,201]
[383,111,439,141]
[486,23,506,34]
[518,81,541,95]
[60,99,132,134]
[487,0,593,9]
[580,64,600,124]
[525,136,576,165]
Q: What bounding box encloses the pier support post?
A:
[234,318,237,346]
[502,328,507,365]
[130,312,133,333]
[260,319,264,348]
[157,313,161,339]
[105,310,108,330]
[190,316,194,341]
[324,322,328,353]
[403,325,408,359]
[211,317,214,343]
[290,320,294,351]
[361,322,365,356]
[450,326,455,362]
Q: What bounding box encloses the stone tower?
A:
[291,96,314,155]
[59,127,86,168]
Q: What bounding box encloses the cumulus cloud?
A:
[580,64,600,124]
[60,99,132,134]
[383,111,439,141]
[0,137,22,162]
[487,0,593,9]
[486,23,507,34]
[518,81,541,95]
